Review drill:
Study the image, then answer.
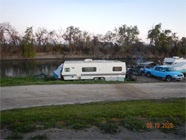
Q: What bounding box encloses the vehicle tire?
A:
[61,76,64,80]
[142,71,145,76]
[147,72,151,77]
[93,77,99,80]
[184,73,186,77]
[166,75,172,82]
[100,77,105,81]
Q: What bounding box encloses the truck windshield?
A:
[164,67,174,72]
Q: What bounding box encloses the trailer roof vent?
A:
[84,59,93,62]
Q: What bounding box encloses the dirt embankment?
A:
[0,52,91,60]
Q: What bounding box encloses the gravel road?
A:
[1,82,185,110]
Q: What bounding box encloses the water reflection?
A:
[1,59,62,78]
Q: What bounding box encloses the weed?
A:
[43,122,58,129]
[72,122,87,130]
[8,123,36,133]
[159,119,178,134]
[120,117,150,132]
[148,117,184,134]
[99,123,120,134]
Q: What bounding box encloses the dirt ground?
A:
[1,80,186,110]
[1,125,186,140]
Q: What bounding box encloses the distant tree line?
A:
[0,22,185,58]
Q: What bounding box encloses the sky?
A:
[0,0,186,43]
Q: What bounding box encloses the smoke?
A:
[136,57,144,64]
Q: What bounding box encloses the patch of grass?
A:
[0,76,128,86]
[8,122,36,133]
[72,122,87,130]
[5,132,23,140]
[153,119,180,134]
[120,117,150,132]
[28,134,47,140]
[0,98,185,134]
[159,126,178,134]
[147,115,185,134]
[99,123,121,134]
[43,121,58,129]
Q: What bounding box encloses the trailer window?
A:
[113,67,122,71]
[165,62,173,65]
[64,68,70,72]
[82,67,96,72]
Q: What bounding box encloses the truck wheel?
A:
[147,72,151,77]
[142,71,145,76]
[166,75,172,82]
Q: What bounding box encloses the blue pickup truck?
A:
[145,66,184,82]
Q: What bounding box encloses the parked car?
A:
[137,61,156,74]
[128,61,156,76]
[145,66,184,82]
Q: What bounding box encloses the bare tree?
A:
[63,26,81,54]
[35,27,48,47]
[1,22,21,46]
[0,23,6,45]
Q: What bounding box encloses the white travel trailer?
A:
[163,56,186,75]
[163,56,186,65]
[53,59,126,81]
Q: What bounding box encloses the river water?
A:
[0,58,159,78]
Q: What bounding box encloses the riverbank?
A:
[0,53,92,60]
[0,52,166,60]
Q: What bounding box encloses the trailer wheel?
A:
[93,77,99,80]
[61,76,64,80]
[100,77,105,81]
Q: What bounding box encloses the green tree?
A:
[23,27,35,58]
[148,23,161,46]
[148,23,178,55]
[178,37,186,56]
[115,25,139,47]
[79,31,91,54]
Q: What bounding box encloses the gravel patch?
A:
[24,126,186,140]
[1,125,185,140]
[1,82,185,111]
